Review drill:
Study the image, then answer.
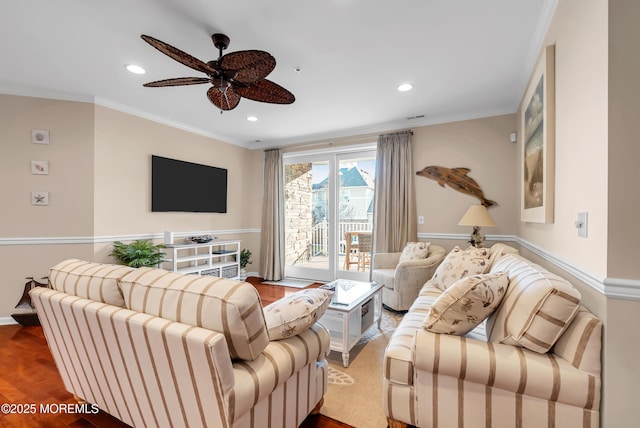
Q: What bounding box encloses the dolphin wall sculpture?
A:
[416,165,497,207]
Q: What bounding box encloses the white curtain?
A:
[373,131,417,253]
[259,149,285,281]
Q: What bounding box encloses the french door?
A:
[283,146,376,282]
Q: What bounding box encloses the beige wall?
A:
[0,95,264,320]
[93,106,263,236]
[0,94,96,319]
[519,0,609,279]
[603,0,640,424]
[521,0,640,425]
[0,94,95,237]
[413,114,519,238]
[92,106,263,263]
[607,0,640,280]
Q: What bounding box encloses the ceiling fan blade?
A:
[141,35,218,76]
[207,86,241,111]
[234,79,295,104]
[219,50,276,83]
[143,77,211,87]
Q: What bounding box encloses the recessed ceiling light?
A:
[397,83,413,92]
[125,64,146,75]
[246,116,258,122]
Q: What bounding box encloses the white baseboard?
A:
[0,317,18,326]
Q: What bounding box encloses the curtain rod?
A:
[379,130,413,137]
[269,128,415,152]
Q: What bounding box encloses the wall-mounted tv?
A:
[152,155,227,213]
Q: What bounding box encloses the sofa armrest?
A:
[412,329,599,409]
[373,252,402,270]
[232,323,330,418]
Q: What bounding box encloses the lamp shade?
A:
[458,205,496,227]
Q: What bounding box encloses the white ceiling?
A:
[0,0,555,150]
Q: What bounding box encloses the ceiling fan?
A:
[140,33,295,112]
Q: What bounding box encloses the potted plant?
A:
[240,248,252,279]
[110,240,165,268]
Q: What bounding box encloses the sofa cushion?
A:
[553,307,602,375]
[263,288,333,340]
[423,272,508,335]
[399,242,430,263]
[49,259,132,307]
[431,246,490,291]
[487,242,519,269]
[487,254,581,354]
[120,267,270,361]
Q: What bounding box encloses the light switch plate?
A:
[577,212,588,238]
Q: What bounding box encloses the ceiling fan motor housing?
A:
[212,33,230,52]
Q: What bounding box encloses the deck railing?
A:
[310,220,371,256]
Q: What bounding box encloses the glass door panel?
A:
[283,147,376,282]
[284,160,334,281]
[336,154,376,280]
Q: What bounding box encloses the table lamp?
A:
[458,205,496,247]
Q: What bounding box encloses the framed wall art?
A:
[31,160,49,175]
[31,129,50,145]
[31,192,50,206]
[520,44,555,223]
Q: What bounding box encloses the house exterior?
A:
[312,166,375,222]
[0,1,638,426]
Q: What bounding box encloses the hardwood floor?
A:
[0,278,352,428]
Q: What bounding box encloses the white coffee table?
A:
[318,279,383,367]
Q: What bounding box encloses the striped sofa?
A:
[384,251,602,428]
[31,259,330,428]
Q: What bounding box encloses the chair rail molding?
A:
[0,229,261,246]
[419,233,640,301]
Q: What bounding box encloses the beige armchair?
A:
[372,245,446,311]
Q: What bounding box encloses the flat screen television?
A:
[152,155,227,213]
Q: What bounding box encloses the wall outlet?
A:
[418,215,425,225]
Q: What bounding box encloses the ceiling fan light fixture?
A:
[397,83,414,92]
[125,64,146,75]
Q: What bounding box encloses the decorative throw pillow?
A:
[423,272,508,335]
[399,242,431,263]
[487,254,581,354]
[263,289,334,341]
[487,243,519,270]
[431,246,491,291]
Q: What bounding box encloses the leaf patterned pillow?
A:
[263,289,334,340]
[431,246,490,290]
[399,241,431,263]
[423,272,508,335]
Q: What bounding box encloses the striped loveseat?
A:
[31,259,330,428]
[384,248,602,428]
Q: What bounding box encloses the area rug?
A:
[320,309,403,428]
[261,278,315,288]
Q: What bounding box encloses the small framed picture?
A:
[32,129,50,145]
[31,192,49,206]
[31,160,49,175]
